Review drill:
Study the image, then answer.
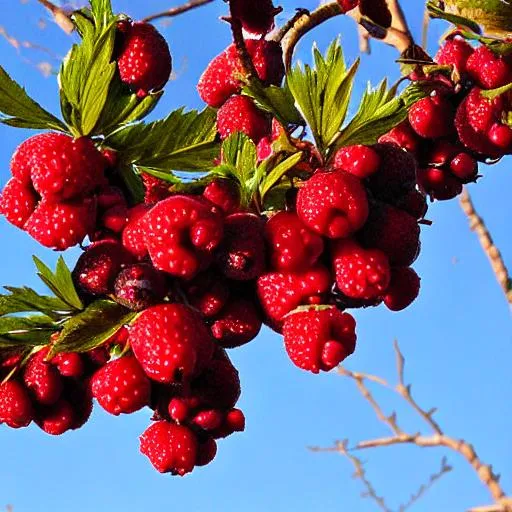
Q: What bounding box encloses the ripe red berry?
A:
[141,173,171,204]
[488,123,512,150]
[91,355,151,415]
[63,380,93,429]
[129,304,215,384]
[117,22,172,98]
[333,145,381,179]
[283,306,357,374]
[25,197,97,250]
[395,189,428,220]
[203,179,240,214]
[26,133,105,201]
[265,211,324,272]
[408,96,454,139]
[182,272,230,318]
[51,352,84,378]
[450,152,478,182]
[466,45,512,89]
[168,397,191,423]
[217,95,271,143]
[73,239,134,296]
[378,120,421,154]
[0,380,34,428]
[23,348,63,406]
[417,167,463,201]
[35,399,75,435]
[332,239,391,300]
[296,170,369,239]
[0,178,38,229]
[216,213,266,281]
[122,204,152,260]
[196,437,217,466]
[192,409,224,431]
[225,408,245,432]
[434,37,474,74]
[383,267,421,311]
[145,195,224,280]
[230,0,279,34]
[140,421,198,475]
[101,204,128,233]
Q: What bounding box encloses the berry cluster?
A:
[381,35,512,201]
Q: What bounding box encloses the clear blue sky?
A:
[0,1,511,511]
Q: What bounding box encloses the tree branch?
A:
[143,0,214,23]
[37,0,74,34]
[459,188,512,305]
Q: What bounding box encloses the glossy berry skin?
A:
[296,170,369,239]
[283,307,357,374]
[434,37,474,74]
[203,179,240,214]
[0,380,34,428]
[145,195,223,280]
[122,204,152,260]
[395,190,428,220]
[35,399,75,435]
[192,409,223,431]
[217,95,271,143]
[117,22,172,97]
[142,173,171,204]
[408,96,454,139]
[196,438,217,467]
[129,304,215,384]
[265,211,324,272]
[488,123,512,150]
[466,45,512,89]
[230,0,278,34]
[383,267,420,311]
[0,178,38,229]
[216,213,265,281]
[25,133,105,201]
[333,145,381,179]
[91,356,151,416]
[73,239,134,296]
[450,153,478,182]
[25,197,97,251]
[332,239,391,300]
[183,272,230,318]
[113,263,167,311]
[140,421,198,476]
[210,298,262,348]
[378,121,420,154]
[197,40,284,107]
[23,349,63,406]
[418,167,463,201]
[359,204,420,267]
[257,266,331,327]
[51,352,84,378]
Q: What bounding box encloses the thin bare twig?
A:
[37,0,74,33]
[143,0,214,23]
[459,188,512,305]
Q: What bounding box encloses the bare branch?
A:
[143,0,214,23]
[459,188,512,305]
[37,0,74,34]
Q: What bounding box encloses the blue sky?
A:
[0,1,511,511]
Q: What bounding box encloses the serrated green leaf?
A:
[259,152,303,200]
[427,1,482,34]
[33,256,83,311]
[106,107,220,172]
[0,65,67,132]
[49,300,136,357]
[90,0,114,21]
[0,316,58,349]
[116,165,145,205]
[0,287,73,320]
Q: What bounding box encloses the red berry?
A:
[51,352,84,378]
[359,204,420,266]
[197,40,284,107]
[73,239,134,296]
[0,178,38,229]
[230,0,279,34]
[383,267,420,311]
[117,22,172,97]
[122,204,152,260]
[488,123,512,150]
[25,197,97,250]
[101,204,128,233]
[97,186,126,210]
[145,195,223,280]
[265,211,324,272]
[332,238,391,300]
[129,304,215,384]
[182,272,230,318]
[114,263,167,311]
[408,96,454,139]
[27,133,105,201]
[434,37,474,74]
[217,95,271,143]
[450,152,478,182]
[35,399,75,435]
[216,213,266,281]
[203,179,240,214]
[296,170,369,239]
[142,173,171,204]
[378,121,421,154]
[395,189,428,220]
[196,437,217,466]
[23,348,63,406]
[466,45,512,89]
[140,421,198,475]
[0,380,34,428]
[192,409,223,431]
[417,167,463,201]
[168,398,191,423]
[91,355,151,415]
[63,380,93,429]
[283,306,357,373]
[210,298,262,348]
[225,408,245,432]
[10,135,41,185]
[333,145,381,179]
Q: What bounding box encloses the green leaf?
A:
[286,39,359,155]
[49,300,137,357]
[481,81,512,100]
[137,167,182,185]
[259,152,303,200]
[106,107,219,173]
[426,1,482,34]
[90,0,114,20]
[0,65,67,132]
[116,165,145,205]
[33,256,83,311]
[0,287,73,320]
[0,316,58,349]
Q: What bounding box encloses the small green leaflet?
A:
[49,300,137,357]
[426,1,482,34]
[59,6,117,136]
[33,256,84,311]
[481,81,512,100]
[286,39,359,156]
[106,107,219,173]
[0,65,67,131]
[0,316,58,349]
[259,152,303,201]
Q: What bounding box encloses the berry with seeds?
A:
[418,167,463,201]
[35,399,74,435]
[434,37,474,74]
[0,178,38,229]
[333,145,381,179]
[383,267,421,311]
[51,352,84,378]
[23,348,63,406]
[182,272,230,318]
[0,380,34,428]
[203,179,240,214]
[466,45,512,89]
[408,96,454,139]
[122,204,152,260]
[450,153,478,182]
[378,121,421,154]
